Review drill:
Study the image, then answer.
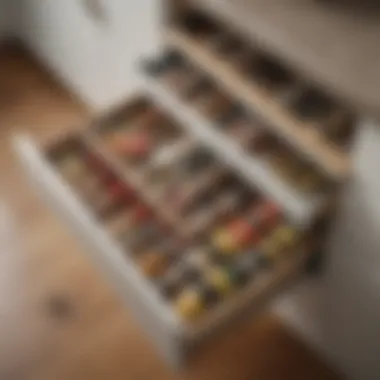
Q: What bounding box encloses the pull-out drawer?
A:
[14,98,312,368]
[139,53,330,228]
[164,7,356,182]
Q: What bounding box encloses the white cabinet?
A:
[17,0,161,111]
[275,120,380,380]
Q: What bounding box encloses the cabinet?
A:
[17,0,160,111]
[14,0,358,368]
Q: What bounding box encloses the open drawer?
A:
[139,52,332,228]
[164,7,356,182]
[13,97,313,368]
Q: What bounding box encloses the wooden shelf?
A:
[164,28,351,181]
[140,66,326,227]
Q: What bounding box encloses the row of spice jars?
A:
[51,135,302,322]
[175,10,355,149]
[144,57,331,195]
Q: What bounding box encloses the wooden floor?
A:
[0,44,343,380]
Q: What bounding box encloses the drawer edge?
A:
[12,134,183,337]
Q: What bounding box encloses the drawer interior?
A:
[143,50,336,200]
[164,6,356,180]
[17,98,316,332]
[174,9,356,148]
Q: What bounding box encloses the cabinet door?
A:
[18,0,161,111]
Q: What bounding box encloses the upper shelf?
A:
[186,0,380,118]
[140,63,326,227]
[164,28,351,181]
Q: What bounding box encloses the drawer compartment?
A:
[14,98,313,367]
[140,51,335,227]
[164,8,355,180]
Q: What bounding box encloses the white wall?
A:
[275,119,380,380]
[16,0,162,111]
